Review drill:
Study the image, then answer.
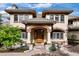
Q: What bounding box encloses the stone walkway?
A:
[24,44,48,56]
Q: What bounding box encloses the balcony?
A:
[21,18,56,25]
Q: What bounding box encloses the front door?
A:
[34,29,44,43]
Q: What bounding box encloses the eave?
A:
[5,9,36,17]
[42,10,73,18]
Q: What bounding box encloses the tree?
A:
[0,25,21,49]
[0,14,2,25]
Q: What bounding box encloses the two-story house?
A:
[5,4,73,50]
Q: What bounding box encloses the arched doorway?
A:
[31,27,47,44]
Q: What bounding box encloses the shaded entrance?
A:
[34,29,44,43]
[31,27,47,44]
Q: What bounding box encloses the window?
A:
[24,15,29,20]
[18,15,30,22]
[14,15,18,23]
[55,15,59,22]
[51,32,63,39]
[50,15,54,20]
[21,32,27,39]
[61,15,64,22]
[18,15,23,22]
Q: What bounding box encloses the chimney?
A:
[12,4,18,9]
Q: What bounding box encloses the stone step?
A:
[34,45,45,49]
[24,44,48,56]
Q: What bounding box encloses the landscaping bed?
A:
[0,46,29,52]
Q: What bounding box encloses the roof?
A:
[42,9,73,17]
[5,9,36,17]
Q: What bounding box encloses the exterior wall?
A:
[53,15,68,43]
[9,14,33,29]
[46,14,68,45]
[9,13,68,45]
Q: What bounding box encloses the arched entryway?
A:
[31,27,47,44]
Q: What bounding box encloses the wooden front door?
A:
[34,29,44,43]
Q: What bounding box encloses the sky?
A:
[0,3,79,16]
[1,3,79,22]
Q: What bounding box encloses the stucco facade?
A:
[5,4,74,50]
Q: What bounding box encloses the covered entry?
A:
[31,27,47,44]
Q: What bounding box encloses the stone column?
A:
[64,30,68,45]
[47,32,51,43]
[46,29,52,51]
[47,27,52,44]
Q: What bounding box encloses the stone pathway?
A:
[24,44,48,56]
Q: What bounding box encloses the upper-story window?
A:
[50,15,54,19]
[14,15,18,23]
[49,14,64,23]
[24,15,29,20]
[18,15,24,22]
[18,15,29,20]
[61,15,64,22]
[55,15,59,22]
[14,14,31,23]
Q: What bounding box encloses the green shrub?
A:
[49,44,57,51]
